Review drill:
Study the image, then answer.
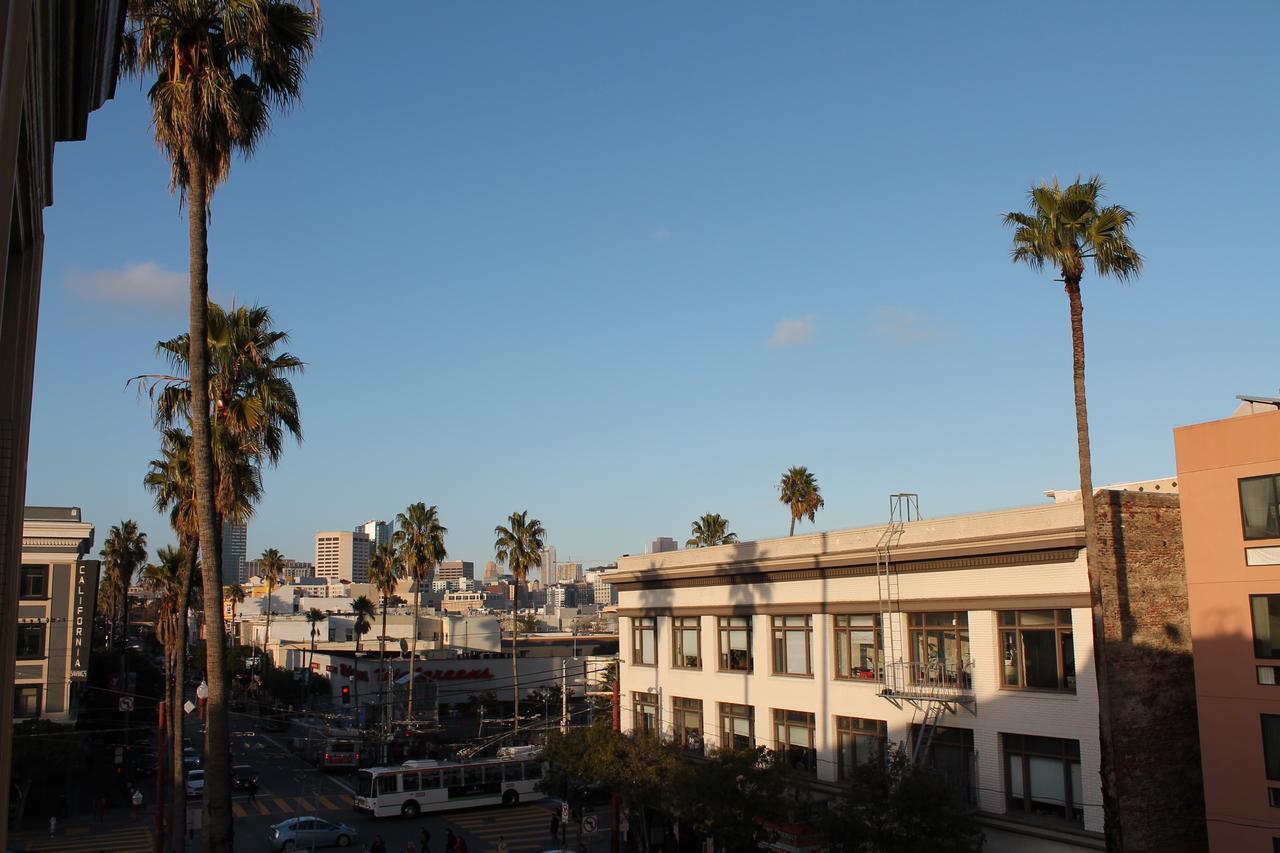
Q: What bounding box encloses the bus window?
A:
[442,768,461,789]
[401,772,420,792]
[503,763,522,782]
[421,770,441,789]
[355,771,374,798]
[523,761,543,780]
[464,766,484,786]
[377,775,398,796]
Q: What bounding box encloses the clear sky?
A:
[25,1,1280,572]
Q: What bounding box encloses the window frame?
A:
[1241,474,1280,541]
[631,616,656,667]
[770,615,813,677]
[773,708,817,775]
[671,697,704,753]
[717,616,753,673]
[998,609,1076,692]
[1253,595,1280,660]
[16,624,45,660]
[907,611,972,689]
[19,564,47,599]
[633,691,658,735]
[835,716,887,780]
[719,703,754,750]
[671,616,702,669]
[1002,733,1084,826]
[833,613,882,681]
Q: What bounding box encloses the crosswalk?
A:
[230,792,353,819]
[22,825,152,852]
[448,804,609,853]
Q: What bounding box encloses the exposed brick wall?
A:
[1093,490,1208,853]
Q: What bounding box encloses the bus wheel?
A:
[502,790,519,806]
[402,800,420,818]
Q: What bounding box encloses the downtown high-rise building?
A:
[646,536,678,554]
[222,520,248,583]
[315,530,372,583]
[437,560,475,583]
[355,519,392,550]
[538,545,557,584]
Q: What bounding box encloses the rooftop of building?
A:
[23,506,82,522]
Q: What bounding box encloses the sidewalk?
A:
[9,808,154,853]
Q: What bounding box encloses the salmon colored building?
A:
[1176,396,1280,851]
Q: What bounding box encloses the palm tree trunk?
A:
[408,578,419,723]
[264,582,273,668]
[789,516,796,537]
[170,543,197,853]
[511,584,520,735]
[1065,279,1121,852]
[379,600,388,751]
[186,157,233,852]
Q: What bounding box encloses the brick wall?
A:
[1094,490,1208,853]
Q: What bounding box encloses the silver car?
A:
[268,817,358,850]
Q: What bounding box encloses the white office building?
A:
[356,519,392,550]
[315,530,372,584]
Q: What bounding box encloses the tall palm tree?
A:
[258,548,287,666]
[100,520,149,647]
[350,595,376,712]
[305,607,327,689]
[121,3,319,843]
[394,503,447,722]
[1004,175,1141,851]
[686,513,739,548]
[778,466,824,536]
[368,543,403,729]
[493,511,546,735]
[224,582,245,642]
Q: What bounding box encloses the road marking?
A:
[272,797,291,812]
[317,794,340,811]
[255,799,271,815]
[232,802,247,817]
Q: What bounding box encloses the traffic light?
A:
[341,685,350,705]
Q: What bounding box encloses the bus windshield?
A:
[354,771,373,798]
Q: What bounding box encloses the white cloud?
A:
[768,317,815,348]
[67,261,185,307]
[870,307,951,345]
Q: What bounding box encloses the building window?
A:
[833,614,881,680]
[672,697,704,753]
[1003,733,1083,825]
[717,616,753,672]
[720,703,754,750]
[915,725,976,805]
[907,612,971,688]
[771,616,813,676]
[672,617,701,669]
[19,565,47,599]
[1241,475,1280,540]
[836,716,887,779]
[773,709,817,775]
[633,692,658,735]
[1264,715,1280,782]
[1253,596,1280,659]
[999,610,1076,691]
[631,617,656,666]
[14,685,40,719]
[16,625,45,659]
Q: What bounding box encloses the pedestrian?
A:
[550,811,561,845]
[371,834,387,853]
[444,829,458,853]
[247,777,259,804]
[48,816,56,838]
[420,826,431,852]
[131,786,142,819]
[496,836,508,853]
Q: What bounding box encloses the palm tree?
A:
[493,511,546,734]
[368,543,403,729]
[305,608,328,695]
[224,582,245,642]
[258,548,287,666]
[121,3,319,843]
[1004,175,1141,850]
[350,595,376,712]
[100,520,149,648]
[394,503,447,722]
[778,466,825,536]
[686,513,739,548]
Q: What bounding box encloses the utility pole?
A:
[560,659,568,735]
[611,672,620,853]
[154,698,165,853]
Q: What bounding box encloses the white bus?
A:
[352,756,546,818]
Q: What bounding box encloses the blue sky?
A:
[26,1,1280,572]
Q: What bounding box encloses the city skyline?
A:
[22,2,1280,568]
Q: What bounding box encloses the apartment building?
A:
[1176,396,1280,851]
[17,507,98,723]
[437,560,475,584]
[315,530,371,583]
[609,488,1206,852]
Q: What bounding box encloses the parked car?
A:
[184,769,203,798]
[230,765,258,790]
[267,817,357,850]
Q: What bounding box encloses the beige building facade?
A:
[315,530,371,584]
